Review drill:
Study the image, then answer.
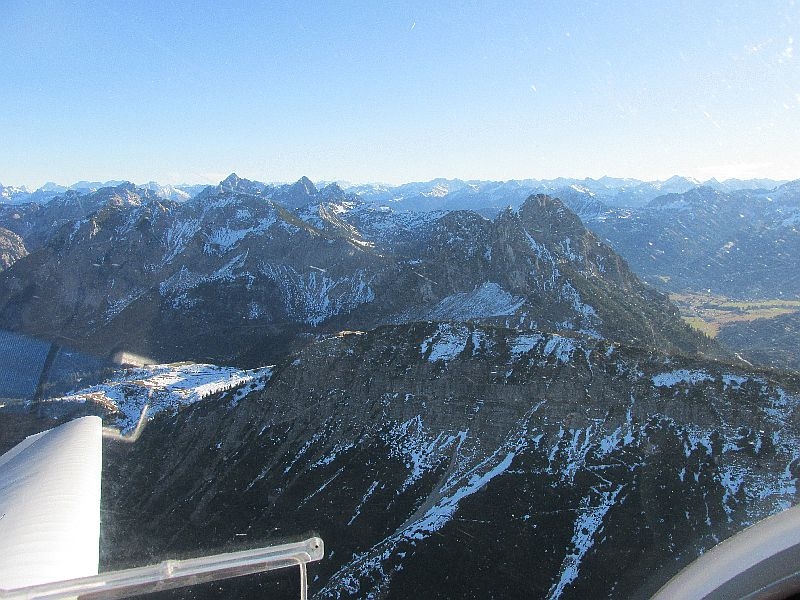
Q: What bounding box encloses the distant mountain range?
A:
[0,175,790,209]
[3,174,797,299]
[0,180,207,205]
[1,173,797,367]
[589,185,800,300]
[345,175,789,213]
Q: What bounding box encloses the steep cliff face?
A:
[100,323,799,599]
[0,186,712,364]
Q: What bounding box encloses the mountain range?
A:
[0,175,714,367]
[3,174,797,301]
[589,185,800,299]
[0,172,797,598]
[0,175,788,210]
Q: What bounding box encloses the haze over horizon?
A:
[2,1,798,189]
[1,172,796,195]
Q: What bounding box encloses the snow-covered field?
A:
[49,363,273,432]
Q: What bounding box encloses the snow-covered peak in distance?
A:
[710,177,789,192]
[318,182,346,200]
[336,181,394,195]
[340,175,792,213]
[199,173,271,198]
[594,176,643,188]
[0,180,208,206]
[0,184,30,200]
[569,183,596,196]
[423,183,450,198]
[220,172,243,188]
[141,182,191,202]
[654,175,702,194]
[767,179,800,203]
[645,185,729,210]
[70,180,127,192]
[38,182,67,193]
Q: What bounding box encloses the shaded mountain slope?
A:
[718,311,800,373]
[589,185,800,299]
[100,322,799,599]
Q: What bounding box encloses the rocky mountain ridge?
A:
[95,321,799,599]
[4,175,796,305]
[0,227,27,271]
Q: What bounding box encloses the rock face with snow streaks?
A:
[0,227,27,271]
[100,322,799,599]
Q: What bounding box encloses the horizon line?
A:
[3,172,796,193]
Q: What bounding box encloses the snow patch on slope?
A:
[385,416,464,492]
[420,324,470,363]
[543,336,578,364]
[652,369,714,387]
[547,486,624,599]
[162,219,200,263]
[51,363,273,432]
[105,289,146,320]
[511,333,546,357]
[426,282,525,321]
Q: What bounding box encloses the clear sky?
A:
[2,1,798,189]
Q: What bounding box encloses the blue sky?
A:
[2,1,798,188]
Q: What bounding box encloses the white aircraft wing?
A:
[0,416,102,591]
[0,414,322,600]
